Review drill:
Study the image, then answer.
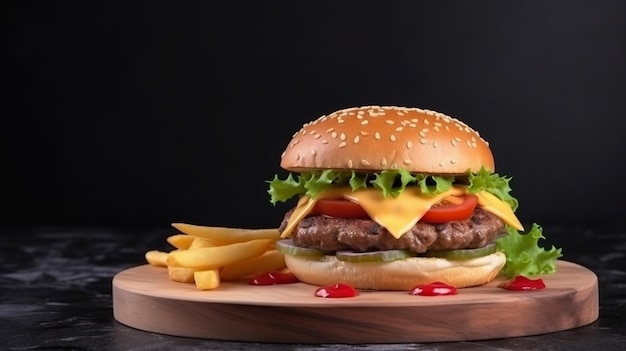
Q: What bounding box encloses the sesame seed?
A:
[314,134,321,139]
[381,158,387,166]
[331,132,337,138]
[420,138,428,144]
[322,140,328,144]
[361,159,370,166]
[361,120,369,125]
[360,131,369,136]
[451,139,458,147]
[296,154,301,160]
[406,141,413,149]
[338,119,345,124]
[390,134,397,142]
[354,136,360,143]
[395,126,403,132]
[308,130,316,135]
[311,149,316,156]
[403,159,412,165]
[348,159,353,168]
[326,127,334,133]
[340,133,346,141]
[338,141,347,148]
[451,160,457,164]
[433,141,439,148]
[374,132,381,140]
[386,120,394,125]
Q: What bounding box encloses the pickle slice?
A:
[424,243,497,260]
[275,239,331,257]
[336,249,415,263]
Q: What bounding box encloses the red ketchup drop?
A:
[314,283,359,298]
[499,275,546,291]
[249,271,300,285]
[410,281,458,296]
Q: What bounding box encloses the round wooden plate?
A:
[112,260,598,344]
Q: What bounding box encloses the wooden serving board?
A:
[112,260,598,344]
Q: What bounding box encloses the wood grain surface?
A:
[112,260,598,343]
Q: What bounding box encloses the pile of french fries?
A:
[145,223,286,290]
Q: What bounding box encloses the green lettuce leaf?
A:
[415,174,455,194]
[467,166,519,211]
[267,167,518,207]
[496,223,563,277]
[371,169,417,197]
[266,173,305,204]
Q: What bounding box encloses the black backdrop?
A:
[3,1,626,229]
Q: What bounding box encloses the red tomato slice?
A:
[420,194,478,223]
[311,199,369,219]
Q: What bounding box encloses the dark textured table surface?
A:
[1,224,624,350]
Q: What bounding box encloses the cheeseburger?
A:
[268,105,558,290]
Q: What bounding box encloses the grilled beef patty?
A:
[278,208,505,253]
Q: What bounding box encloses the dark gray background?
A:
[3,1,625,229]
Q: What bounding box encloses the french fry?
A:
[146,223,287,290]
[171,223,280,244]
[166,234,195,250]
[167,239,274,270]
[188,237,222,249]
[219,250,286,281]
[145,250,169,267]
[194,269,221,290]
[168,266,196,283]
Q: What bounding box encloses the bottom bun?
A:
[284,251,506,290]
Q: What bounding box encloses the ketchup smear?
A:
[249,271,300,285]
[410,281,458,296]
[314,283,359,298]
[499,275,546,291]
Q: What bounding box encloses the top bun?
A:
[280,105,494,174]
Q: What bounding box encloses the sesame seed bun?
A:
[280,105,494,174]
[284,251,506,290]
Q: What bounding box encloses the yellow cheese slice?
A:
[344,187,465,239]
[280,187,349,238]
[475,191,524,231]
[280,186,524,239]
[280,195,315,238]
